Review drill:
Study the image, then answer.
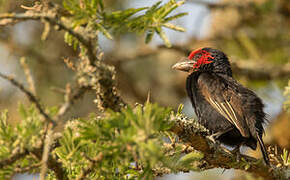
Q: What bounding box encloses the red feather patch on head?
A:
[188,48,214,69]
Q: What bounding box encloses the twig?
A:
[0,12,96,64]
[76,152,103,180]
[0,6,124,111]
[0,136,64,180]
[13,162,42,174]
[29,138,65,180]
[56,85,91,120]
[40,124,54,180]
[76,162,95,180]
[0,72,56,126]
[20,57,36,94]
[231,60,290,80]
[0,148,29,169]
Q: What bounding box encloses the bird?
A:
[172,47,269,165]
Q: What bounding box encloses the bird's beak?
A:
[172,60,196,72]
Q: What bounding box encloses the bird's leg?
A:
[231,144,243,162]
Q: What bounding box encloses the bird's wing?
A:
[198,73,250,138]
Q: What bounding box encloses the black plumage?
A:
[172,47,269,165]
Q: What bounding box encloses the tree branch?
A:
[0,4,125,111]
[56,84,91,120]
[76,152,103,180]
[30,136,66,180]
[0,135,65,180]
[0,72,56,126]
[231,60,290,80]
[0,12,96,64]
[0,148,29,169]
[170,116,289,180]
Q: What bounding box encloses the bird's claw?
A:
[207,135,216,143]
[230,146,241,162]
[206,134,220,145]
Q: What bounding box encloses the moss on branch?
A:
[171,115,289,180]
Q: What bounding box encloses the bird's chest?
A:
[186,74,232,132]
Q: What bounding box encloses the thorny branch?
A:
[0,72,55,126]
[76,152,103,180]
[0,8,121,112]
[0,148,29,169]
[13,162,41,174]
[170,116,289,180]
[0,12,96,64]
[30,135,66,180]
[56,84,91,120]
[0,135,65,180]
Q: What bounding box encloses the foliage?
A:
[63,0,187,47]
[0,103,203,179]
[0,105,44,178]
[281,149,290,167]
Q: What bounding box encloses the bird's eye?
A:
[194,53,202,60]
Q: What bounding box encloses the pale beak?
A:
[172,60,196,72]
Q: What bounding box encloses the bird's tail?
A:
[256,132,270,165]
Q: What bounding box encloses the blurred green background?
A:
[0,0,289,179]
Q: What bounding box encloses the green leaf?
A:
[281,148,290,166]
[96,24,113,40]
[145,29,154,44]
[177,104,184,115]
[163,12,188,22]
[178,151,204,165]
[105,7,147,22]
[18,103,27,119]
[244,163,250,170]
[145,1,162,15]
[156,28,171,47]
[160,0,185,18]
[163,23,186,32]
[97,0,104,11]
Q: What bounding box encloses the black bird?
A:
[172,47,269,165]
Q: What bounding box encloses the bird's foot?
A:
[206,131,225,144]
[206,134,217,144]
[206,134,221,151]
[230,146,241,162]
[207,129,233,144]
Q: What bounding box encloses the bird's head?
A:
[172,47,232,76]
